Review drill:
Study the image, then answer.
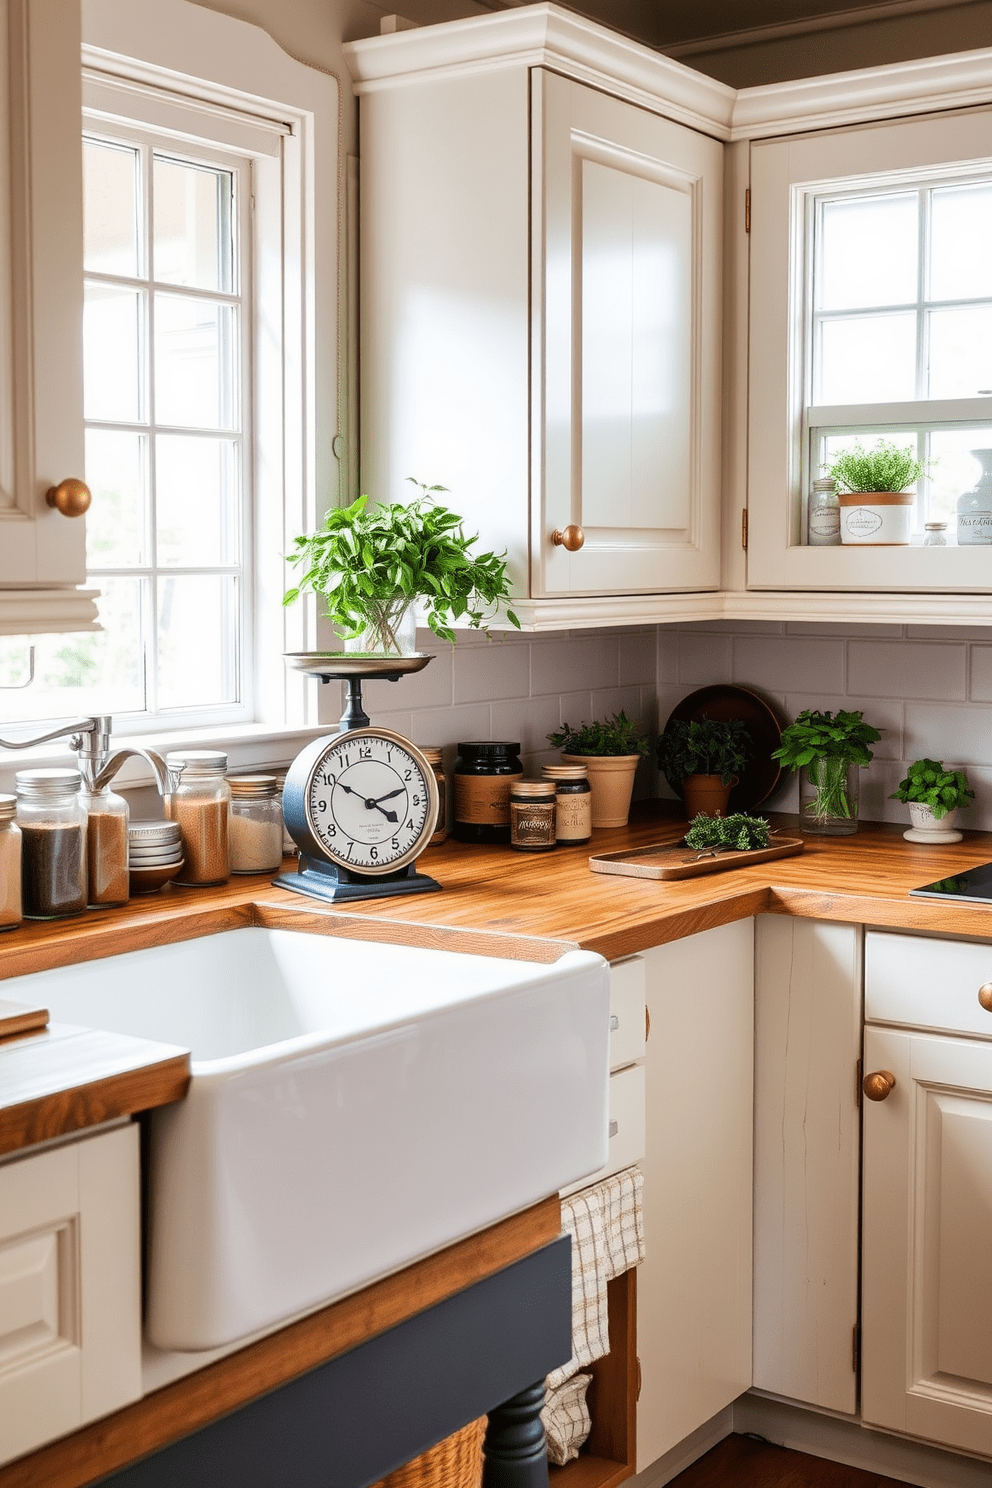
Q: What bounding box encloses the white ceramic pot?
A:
[838,491,913,546]
[903,802,962,843]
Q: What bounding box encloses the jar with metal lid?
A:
[453,742,523,844]
[807,477,840,546]
[15,769,88,918]
[509,780,557,852]
[82,784,129,906]
[420,747,447,845]
[924,521,948,546]
[0,795,22,930]
[542,764,592,844]
[228,775,284,874]
[165,750,231,885]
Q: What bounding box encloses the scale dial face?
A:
[302,728,439,876]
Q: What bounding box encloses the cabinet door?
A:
[753,918,861,1414]
[0,0,96,633]
[534,70,722,598]
[862,1024,992,1457]
[636,920,753,1472]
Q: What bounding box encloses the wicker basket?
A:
[370,1416,486,1488]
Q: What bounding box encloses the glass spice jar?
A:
[82,783,130,906]
[0,794,22,930]
[228,776,285,874]
[542,764,592,844]
[509,780,557,852]
[420,747,447,845]
[165,750,231,885]
[453,741,523,844]
[16,769,88,919]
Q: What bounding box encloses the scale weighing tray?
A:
[910,861,992,904]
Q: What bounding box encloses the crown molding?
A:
[665,0,987,61]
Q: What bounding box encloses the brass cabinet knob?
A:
[863,1069,897,1102]
[551,524,584,551]
[979,983,992,1012]
[46,478,91,518]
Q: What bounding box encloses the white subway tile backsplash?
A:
[903,702,992,769]
[969,646,992,702]
[678,630,733,683]
[452,638,529,704]
[590,684,645,724]
[733,635,846,695]
[490,695,562,754]
[531,634,619,696]
[619,630,657,686]
[848,640,966,701]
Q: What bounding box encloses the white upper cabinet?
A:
[0,0,97,634]
[346,6,729,628]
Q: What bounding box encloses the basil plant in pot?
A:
[771,709,881,835]
[547,712,650,829]
[283,480,519,655]
[891,758,974,844]
[656,717,752,821]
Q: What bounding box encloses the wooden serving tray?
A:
[0,997,49,1041]
[589,835,805,881]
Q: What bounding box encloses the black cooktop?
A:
[911,862,992,904]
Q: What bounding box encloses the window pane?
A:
[0,579,145,725]
[84,283,144,422]
[153,156,234,293]
[83,139,140,278]
[85,429,147,567]
[817,313,917,404]
[154,294,238,429]
[928,306,992,399]
[930,184,992,303]
[927,428,992,527]
[157,575,239,708]
[156,436,239,566]
[816,193,918,311]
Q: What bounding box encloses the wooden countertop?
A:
[4,801,992,1153]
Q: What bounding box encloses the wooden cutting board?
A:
[589,835,805,881]
[0,997,49,1041]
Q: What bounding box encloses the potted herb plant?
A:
[656,717,752,820]
[891,758,974,843]
[283,480,519,654]
[771,708,881,835]
[547,712,650,828]
[826,441,930,547]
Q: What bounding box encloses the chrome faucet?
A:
[0,713,177,795]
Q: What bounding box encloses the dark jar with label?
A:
[452,741,523,844]
[509,780,557,852]
[542,764,592,844]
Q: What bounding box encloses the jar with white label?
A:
[956,450,992,546]
[509,780,557,852]
[542,764,592,844]
[807,477,840,546]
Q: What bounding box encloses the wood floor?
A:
[667,1434,921,1488]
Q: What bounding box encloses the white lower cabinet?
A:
[636,920,754,1470]
[0,1123,142,1466]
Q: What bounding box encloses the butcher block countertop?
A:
[4,799,992,1152]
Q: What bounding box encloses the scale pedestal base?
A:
[273,855,442,905]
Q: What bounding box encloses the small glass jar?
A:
[82,784,130,906]
[420,747,447,845]
[165,750,231,885]
[0,795,22,930]
[807,477,841,547]
[453,742,523,844]
[16,769,88,918]
[542,765,592,844]
[924,521,948,546]
[509,780,557,852]
[228,775,284,874]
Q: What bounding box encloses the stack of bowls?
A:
[128,820,185,894]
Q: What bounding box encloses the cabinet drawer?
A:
[561,1062,645,1196]
[609,956,646,1071]
[866,930,992,1039]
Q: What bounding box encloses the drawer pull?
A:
[610,1014,619,1031]
[608,1119,619,1138]
[979,983,992,1012]
[863,1069,897,1102]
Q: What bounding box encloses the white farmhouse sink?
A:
[10,927,608,1351]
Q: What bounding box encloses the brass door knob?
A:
[46,478,91,518]
[551,524,584,551]
[978,982,992,1012]
[863,1069,897,1102]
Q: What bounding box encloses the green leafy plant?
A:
[283,479,519,650]
[890,758,974,820]
[772,708,881,825]
[547,711,650,758]
[825,440,930,494]
[656,717,752,788]
[684,813,771,852]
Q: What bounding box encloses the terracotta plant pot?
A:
[682,773,737,820]
[562,753,641,828]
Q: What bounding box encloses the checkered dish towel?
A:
[546,1165,645,1392]
[541,1372,593,1466]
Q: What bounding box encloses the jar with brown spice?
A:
[165,751,231,886]
[542,764,592,845]
[509,780,557,852]
[16,769,88,919]
[228,776,284,874]
[0,795,22,930]
[420,747,447,845]
[82,784,130,906]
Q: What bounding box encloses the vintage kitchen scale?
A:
[275,654,442,904]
